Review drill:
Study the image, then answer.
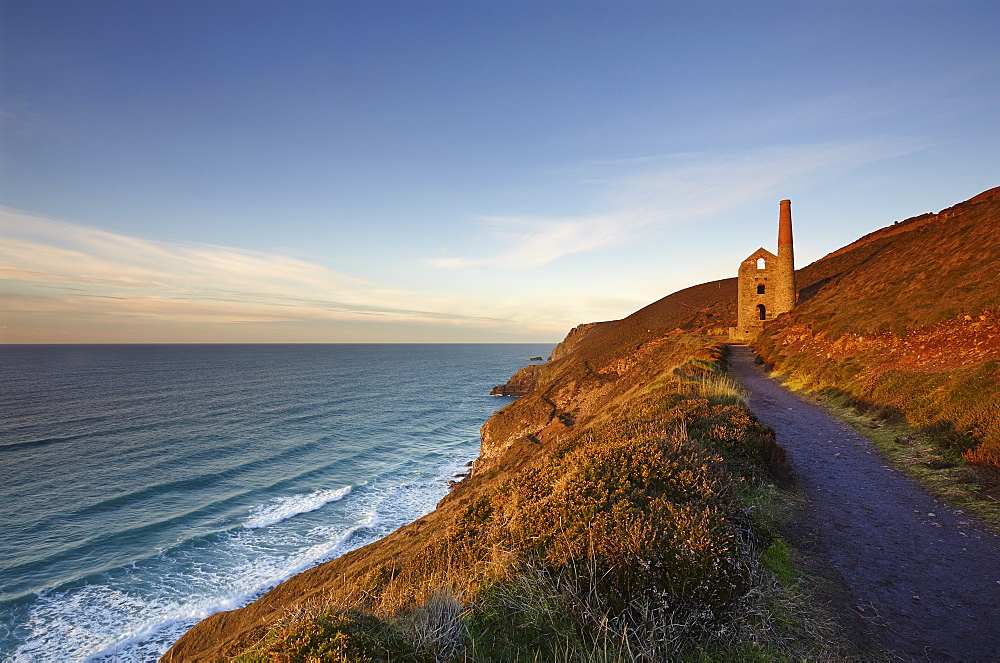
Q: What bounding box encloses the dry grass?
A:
[671,362,749,404]
[964,442,1000,469]
[224,344,848,661]
[400,589,465,662]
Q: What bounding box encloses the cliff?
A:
[164,186,999,660]
[164,319,794,660]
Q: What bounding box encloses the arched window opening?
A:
[757,257,766,269]
[757,284,766,294]
[756,304,767,320]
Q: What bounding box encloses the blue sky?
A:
[2,0,998,342]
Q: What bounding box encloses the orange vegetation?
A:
[756,187,1000,474]
[167,336,797,661]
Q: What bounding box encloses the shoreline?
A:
[2,345,541,662]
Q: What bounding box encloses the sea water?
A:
[0,343,550,661]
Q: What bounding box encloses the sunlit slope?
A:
[755,187,1000,464]
[165,329,794,660]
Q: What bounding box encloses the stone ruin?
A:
[728,200,796,341]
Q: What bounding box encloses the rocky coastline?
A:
[164,187,1000,660]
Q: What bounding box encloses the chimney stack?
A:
[778,199,793,248]
[775,199,796,310]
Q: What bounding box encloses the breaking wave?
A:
[244,486,352,529]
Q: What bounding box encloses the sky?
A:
[1,0,998,343]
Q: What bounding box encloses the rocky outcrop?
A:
[548,321,603,361]
[489,363,543,397]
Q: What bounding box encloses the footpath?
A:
[729,345,1000,661]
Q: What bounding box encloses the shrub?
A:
[964,443,1000,469]
[236,607,423,663]
[872,404,906,425]
[918,420,977,456]
[467,421,752,619]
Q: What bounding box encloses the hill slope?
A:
[165,334,802,660]
[754,187,1000,466]
[551,186,1000,464]
[164,186,999,660]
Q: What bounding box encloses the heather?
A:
[752,190,1000,522]
[222,344,840,661]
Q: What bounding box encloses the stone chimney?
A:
[774,199,796,311]
[778,199,793,249]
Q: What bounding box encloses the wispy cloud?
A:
[0,209,657,342]
[0,209,504,331]
[430,138,926,270]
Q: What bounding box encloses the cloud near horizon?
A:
[0,137,927,343]
[0,209,520,341]
[430,138,926,270]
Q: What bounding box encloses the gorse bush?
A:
[462,421,751,617]
[234,606,424,662]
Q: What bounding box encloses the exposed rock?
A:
[489,363,543,397]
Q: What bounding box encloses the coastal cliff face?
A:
[164,186,999,660]
[476,333,710,476]
[547,321,602,361]
[164,309,791,660]
[487,363,542,397]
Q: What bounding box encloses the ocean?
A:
[0,343,550,661]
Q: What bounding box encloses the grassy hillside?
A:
[165,324,843,661]
[787,187,1000,338]
[165,187,998,660]
[753,187,1000,512]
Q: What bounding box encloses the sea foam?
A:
[244,486,352,529]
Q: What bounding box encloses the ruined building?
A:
[729,200,796,341]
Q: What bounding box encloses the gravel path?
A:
[729,345,1000,661]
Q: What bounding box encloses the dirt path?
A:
[728,345,1000,661]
